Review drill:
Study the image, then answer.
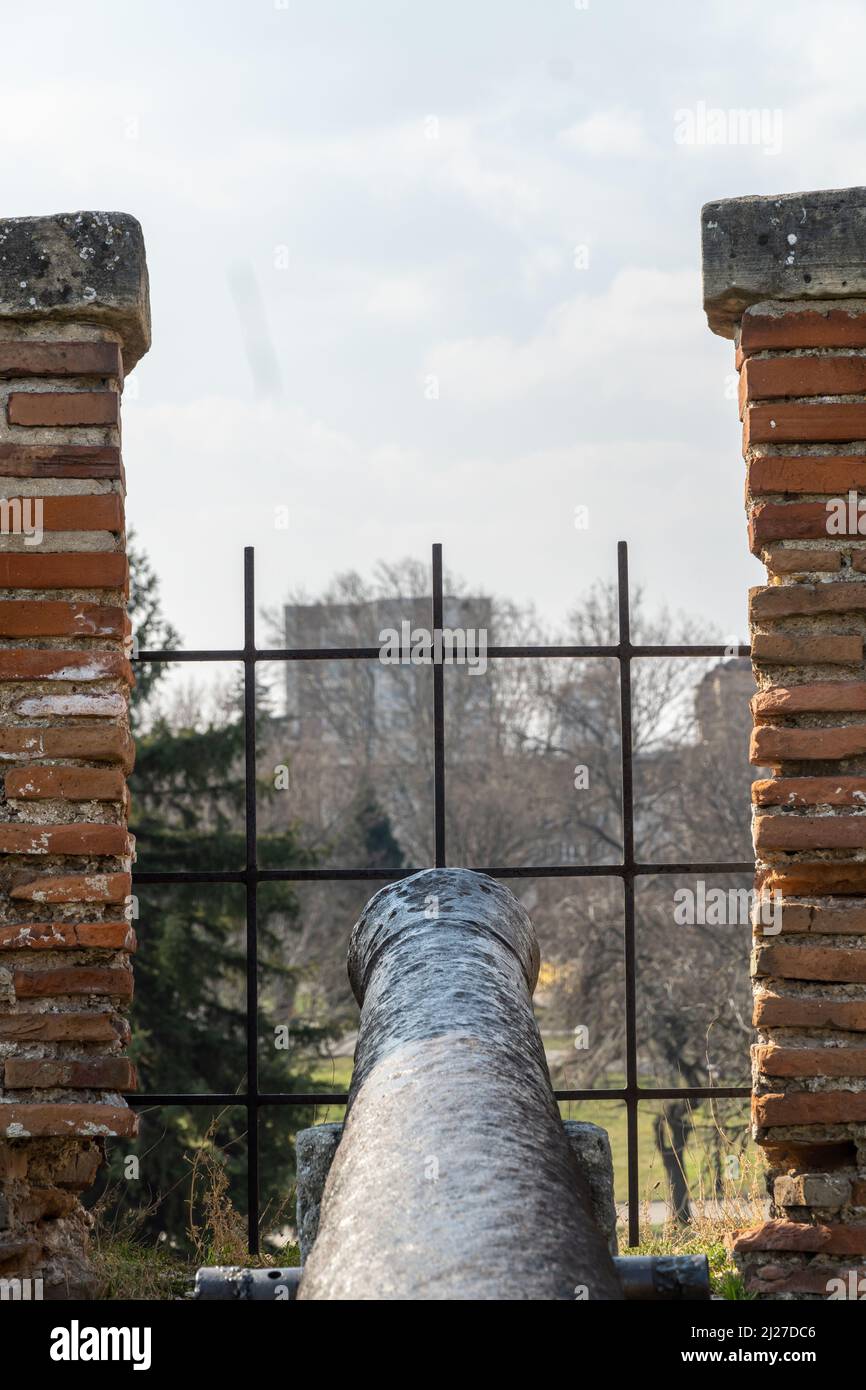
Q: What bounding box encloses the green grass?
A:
[556,1092,755,1205]
[630,1231,754,1299]
[306,1052,756,1207]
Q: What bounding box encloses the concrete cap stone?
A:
[0,212,150,371]
[702,186,866,338]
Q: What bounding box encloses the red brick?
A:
[761,862,866,894]
[762,1138,857,1170]
[7,391,119,428]
[0,600,128,639]
[750,582,866,620]
[745,1269,845,1296]
[28,494,123,531]
[44,1146,101,1190]
[751,725,866,763]
[735,1220,866,1255]
[13,966,133,999]
[4,1057,136,1090]
[0,920,135,951]
[0,824,129,856]
[750,633,862,665]
[745,403,866,448]
[0,551,127,590]
[752,777,866,807]
[5,766,126,801]
[0,1141,29,1180]
[778,903,866,933]
[755,991,866,1031]
[0,444,121,479]
[0,342,121,380]
[742,355,866,411]
[0,1103,136,1138]
[764,547,842,575]
[0,1011,128,1043]
[47,494,122,531]
[0,725,134,770]
[0,650,133,683]
[752,683,866,719]
[755,1044,866,1077]
[750,501,844,549]
[19,1186,78,1220]
[753,943,866,982]
[749,455,866,496]
[10,871,131,903]
[741,308,866,355]
[755,1092,866,1127]
[754,814,866,852]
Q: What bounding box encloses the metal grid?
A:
[131,540,752,1251]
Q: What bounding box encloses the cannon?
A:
[297,868,622,1300]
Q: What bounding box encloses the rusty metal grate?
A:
[132,539,752,1251]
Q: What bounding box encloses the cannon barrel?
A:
[297,868,622,1300]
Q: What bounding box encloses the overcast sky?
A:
[3,0,865,655]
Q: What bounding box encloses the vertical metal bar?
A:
[432,543,446,868]
[243,546,260,1255]
[617,541,640,1248]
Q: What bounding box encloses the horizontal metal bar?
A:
[133,861,753,886]
[631,645,750,659]
[134,870,248,884]
[555,1087,750,1102]
[130,1094,251,1107]
[131,1093,348,1107]
[136,643,751,665]
[633,861,753,877]
[137,649,245,663]
[131,1086,748,1108]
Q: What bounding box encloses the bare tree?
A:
[261,565,755,1219]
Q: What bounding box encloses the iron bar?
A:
[243,546,260,1254]
[130,540,755,1254]
[432,542,446,868]
[134,860,753,886]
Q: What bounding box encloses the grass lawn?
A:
[305,1052,759,1217]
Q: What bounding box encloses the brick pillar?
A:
[703,187,866,1298]
[0,213,149,1298]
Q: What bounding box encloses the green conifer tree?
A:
[94,538,328,1253]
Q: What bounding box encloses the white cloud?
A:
[364,274,436,321]
[558,108,653,159]
[425,268,701,407]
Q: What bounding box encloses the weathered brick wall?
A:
[741,300,866,1295]
[704,189,866,1299]
[0,214,148,1298]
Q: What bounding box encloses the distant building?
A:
[694,658,754,748]
[283,595,493,753]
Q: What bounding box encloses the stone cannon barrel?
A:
[297,868,622,1300]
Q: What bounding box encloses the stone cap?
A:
[0,212,150,371]
[702,186,866,339]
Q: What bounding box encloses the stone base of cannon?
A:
[296,1118,619,1263]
